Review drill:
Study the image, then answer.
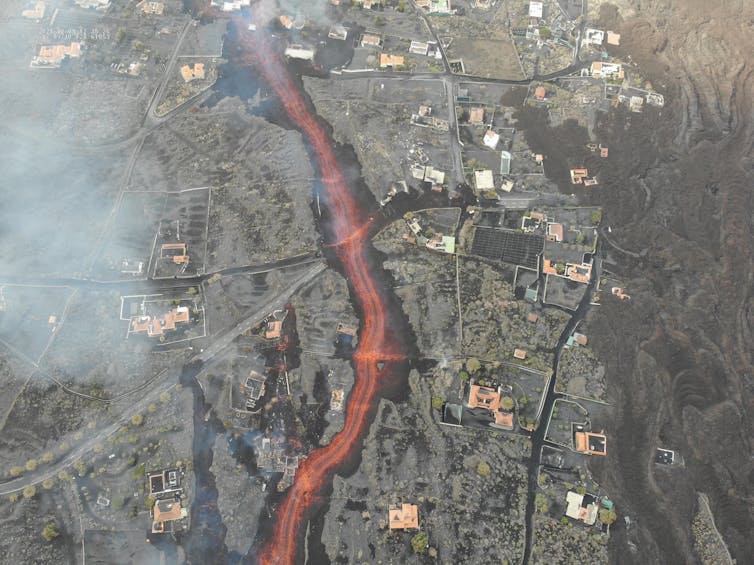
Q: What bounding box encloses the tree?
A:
[23,486,36,498]
[591,210,602,225]
[476,460,491,478]
[501,396,515,410]
[25,459,38,472]
[41,452,54,464]
[58,470,72,481]
[466,357,481,373]
[539,27,552,39]
[130,414,144,426]
[42,523,60,542]
[599,508,617,525]
[375,16,385,26]
[411,531,429,554]
[10,466,24,477]
[431,397,444,410]
[42,478,54,489]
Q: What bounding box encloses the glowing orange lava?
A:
[238,18,408,565]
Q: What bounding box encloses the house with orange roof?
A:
[379,54,405,68]
[31,42,81,68]
[575,431,607,455]
[161,243,189,264]
[514,349,527,360]
[388,503,419,530]
[467,385,501,411]
[152,498,188,533]
[265,320,283,340]
[179,63,205,83]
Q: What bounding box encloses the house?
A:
[483,129,500,149]
[330,389,344,411]
[409,40,429,56]
[494,410,514,430]
[629,95,644,113]
[360,34,382,48]
[646,92,665,107]
[529,1,543,19]
[565,491,599,525]
[600,146,609,158]
[575,431,607,455]
[379,54,405,68]
[131,307,191,338]
[31,42,81,68]
[467,385,501,411]
[152,498,188,533]
[527,312,538,323]
[611,287,631,300]
[468,107,485,125]
[426,236,455,254]
[180,63,205,82]
[606,31,621,45]
[328,25,348,41]
[566,262,592,283]
[570,168,589,184]
[423,166,445,185]
[573,332,588,346]
[74,0,110,9]
[590,61,624,80]
[161,243,189,264]
[265,320,283,340]
[240,372,266,410]
[474,170,494,192]
[279,15,293,29]
[514,349,527,360]
[285,45,315,61]
[22,1,46,19]
[534,86,546,101]
[583,28,605,46]
[500,179,514,193]
[140,1,164,14]
[388,503,419,530]
[542,259,558,275]
[546,223,564,242]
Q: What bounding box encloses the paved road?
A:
[196,262,326,362]
[0,251,322,291]
[0,262,326,494]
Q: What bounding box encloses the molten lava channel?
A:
[238,21,408,565]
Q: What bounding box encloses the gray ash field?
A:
[0,0,751,564]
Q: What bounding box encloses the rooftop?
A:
[180,63,205,82]
[467,385,501,411]
[379,54,405,68]
[388,503,419,530]
[474,169,495,191]
[575,431,607,455]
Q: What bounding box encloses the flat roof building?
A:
[22,1,46,19]
[565,491,598,525]
[474,169,495,192]
[388,503,419,530]
[468,107,485,125]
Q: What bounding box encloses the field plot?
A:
[471,227,544,270]
[42,290,185,397]
[0,286,75,364]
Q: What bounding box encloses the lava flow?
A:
[237,18,409,565]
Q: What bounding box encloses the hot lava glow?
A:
[237,14,409,565]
